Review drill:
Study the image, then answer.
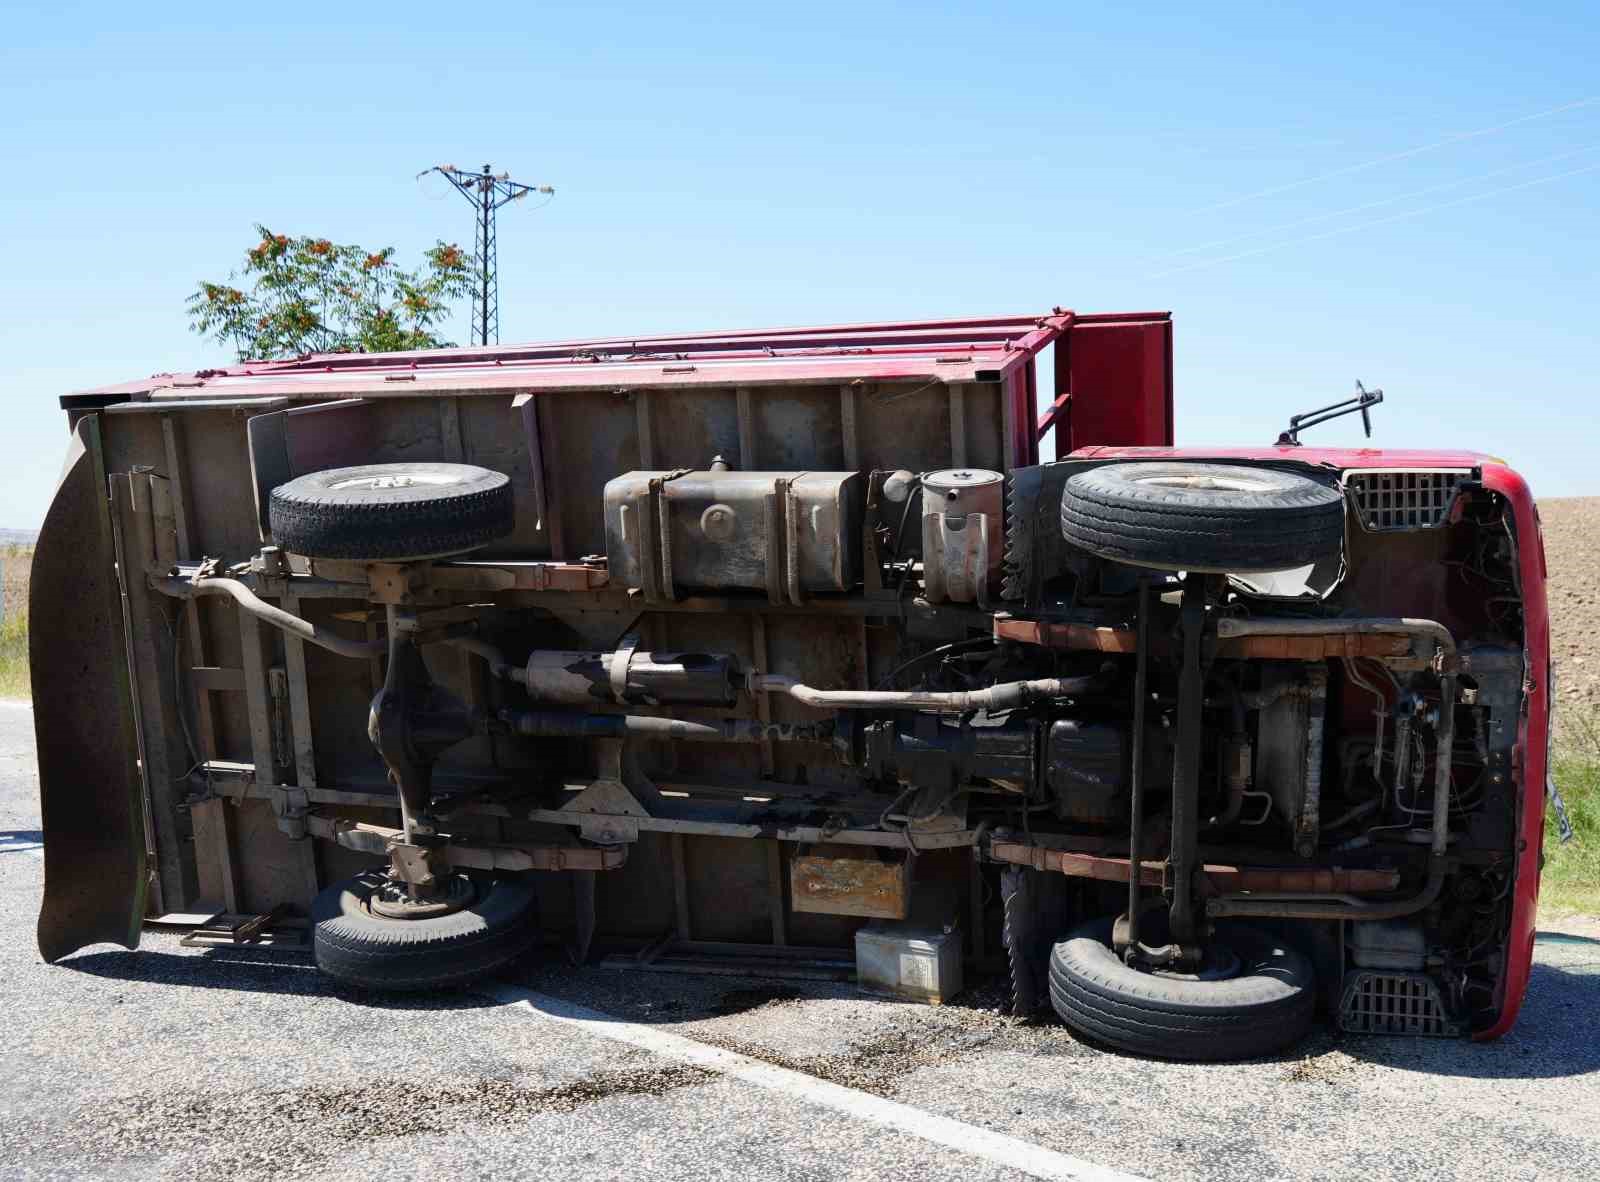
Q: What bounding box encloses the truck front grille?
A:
[1338,970,1460,1037]
[1344,469,1469,532]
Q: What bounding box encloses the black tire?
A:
[1059,462,1344,573]
[1000,866,1042,1017]
[312,872,538,992]
[269,462,514,560]
[1048,916,1315,1062]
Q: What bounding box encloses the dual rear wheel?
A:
[311,872,538,992]
[272,463,532,990]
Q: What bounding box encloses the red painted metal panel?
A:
[125,355,1012,400]
[1055,316,1173,451]
[61,309,1161,414]
[1474,462,1549,1041]
[1076,444,1498,470]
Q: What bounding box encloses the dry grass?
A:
[1545,711,1600,918]
[0,545,31,699]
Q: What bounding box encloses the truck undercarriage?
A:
[31,310,1548,1061]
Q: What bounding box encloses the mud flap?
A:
[33,417,148,962]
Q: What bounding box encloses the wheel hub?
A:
[1150,942,1242,982]
[1130,472,1277,494]
[368,873,475,920]
[329,471,464,491]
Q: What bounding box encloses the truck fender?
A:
[33,416,148,962]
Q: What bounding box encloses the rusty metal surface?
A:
[988,842,1401,896]
[1222,866,1402,893]
[993,617,1139,652]
[1219,633,1412,660]
[993,614,1411,661]
[32,418,149,962]
[790,851,910,919]
[304,814,627,872]
[431,559,608,592]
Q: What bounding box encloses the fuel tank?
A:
[603,469,860,599]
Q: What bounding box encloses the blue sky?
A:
[2,1,1595,527]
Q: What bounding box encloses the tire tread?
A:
[312,874,537,992]
[269,463,514,560]
[1046,917,1315,1061]
[1059,462,1344,572]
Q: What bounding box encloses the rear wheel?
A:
[1059,461,1344,573]
[1048,916,1315,1061]
[311,872,538,992]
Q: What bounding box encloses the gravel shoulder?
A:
[1,702,1599,1181]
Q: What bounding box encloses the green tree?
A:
[188,225,474,360]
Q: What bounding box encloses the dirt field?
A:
[1540,498,1600,727]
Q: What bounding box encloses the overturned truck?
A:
[33,310,1549,1060]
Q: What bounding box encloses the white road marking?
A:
[488,985,1148,1182]
[0,830,42,857]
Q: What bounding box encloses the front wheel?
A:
[1048,916,1315,1061]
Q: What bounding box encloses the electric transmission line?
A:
[417,163,555,345]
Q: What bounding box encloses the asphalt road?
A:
[1,699,1598,1181]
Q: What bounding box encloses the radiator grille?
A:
[1339,971,1460,1037]
[1345,469,1468,532]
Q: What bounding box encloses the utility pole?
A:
[417,164,554,346]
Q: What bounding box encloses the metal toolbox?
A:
[603,469,860,602]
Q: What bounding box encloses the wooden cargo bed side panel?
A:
[545,390,643,559]
[172,408,272,558]
[856,381,973,474]
[963,382,1006,473]
[766,614,868,789]
[645,387,742,472]
[681,835,775,945]
[197,595,253,766]
[154,408,265,765]
[190,798,239,912]
[230,799,318,914]
[746,387,847,471]
[456,393,552,557]
[98,415,205,912]
[300,599,390,785]
[363,397,453,467]
[592,830,679,940]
